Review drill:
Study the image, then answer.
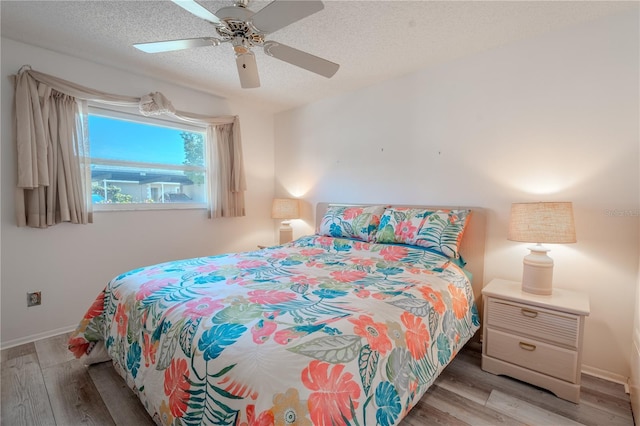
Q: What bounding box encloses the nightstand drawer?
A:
[486,328,578,382]
[486,298,579,348]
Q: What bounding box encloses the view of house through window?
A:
[89,108,207,208]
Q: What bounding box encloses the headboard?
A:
[315,203,487,316]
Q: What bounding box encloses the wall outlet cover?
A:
[27,291,41,307]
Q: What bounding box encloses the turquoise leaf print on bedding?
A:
[127,342,142,378]
[199,323,247,361]
[375,381,402,426]
[436,333,452,366]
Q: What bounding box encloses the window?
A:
[89,107,207,210]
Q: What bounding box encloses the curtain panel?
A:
[14,69,92,227]
[13,66,247,227]
[208,122,247,218]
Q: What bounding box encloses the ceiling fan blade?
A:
[171,0,223,26]
[251,1,324,34]
[134,37,220,53]
[263,41,339,78]
[236,52,260,88]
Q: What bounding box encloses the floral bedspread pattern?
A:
[69,236,479,426]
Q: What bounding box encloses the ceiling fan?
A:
[134,0,339,88]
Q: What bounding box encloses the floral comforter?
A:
[69,235,479,426]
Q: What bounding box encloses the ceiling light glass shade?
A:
[508,202,576,295]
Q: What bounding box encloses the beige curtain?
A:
[13,67,247,227]
[207,119,246,217]
[14,69,92,227]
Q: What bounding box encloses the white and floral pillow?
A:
[318,205,386,242]
[374,207,471,258]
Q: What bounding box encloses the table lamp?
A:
[271,198,300,244]
[508,202,576,295]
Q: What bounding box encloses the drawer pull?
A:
[521,308,538,318]
[519,342,537,351]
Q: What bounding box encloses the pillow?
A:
[318,205,386,241]
[374,207,471,258]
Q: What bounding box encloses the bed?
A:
[69,203,485,425]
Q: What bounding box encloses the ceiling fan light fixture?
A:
[233,38,251,55]
[235,52,260,88]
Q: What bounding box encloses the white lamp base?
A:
[279,221,293,244]
[522,244,554,295]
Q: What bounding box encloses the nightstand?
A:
[481,278,590,403]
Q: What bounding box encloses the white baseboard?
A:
[630,335,639,424]
[0,325,77,351]
[582,364,630,388]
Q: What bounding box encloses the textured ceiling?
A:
[1,1,635,112]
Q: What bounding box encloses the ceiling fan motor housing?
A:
[215,5,265,53]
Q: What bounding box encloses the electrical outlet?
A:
[27,291,41,307]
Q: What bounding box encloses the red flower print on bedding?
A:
[401,312,430,360]
[142,333,157,367]
[193,263,219,274]
[274,328,305,345]
[348,314,392,355]
[237,259,268,269]
[316,236,334,246]
[300,248,324,256]
[238,405,274,426]
[269,252,289,260]
[251,318,277,344]
[135,278,176,301]
[380,245,408,261]
[419,286,446,314]
[395,220,418,241]
[449,284,469,319]
[114,304,128,337]
[343,207,364,219]
[83,291,105,320]
[302,360,360,425]
[329,270,367,282]
[354,288,371,299]
[67,336,90,358]
[353,241,372,251]
[351,257,376,267]
[164,358,190,418]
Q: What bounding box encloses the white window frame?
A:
[89,105,208,212]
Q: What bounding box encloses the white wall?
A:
[0,38,276,347]
[275,10,639,380]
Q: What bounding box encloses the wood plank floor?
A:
[1,332,635,425]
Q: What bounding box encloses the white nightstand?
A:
[481,278,590,403]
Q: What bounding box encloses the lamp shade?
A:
[271,198,300,220]
[508,202,576,244]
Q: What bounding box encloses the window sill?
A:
[93,203,207,212]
